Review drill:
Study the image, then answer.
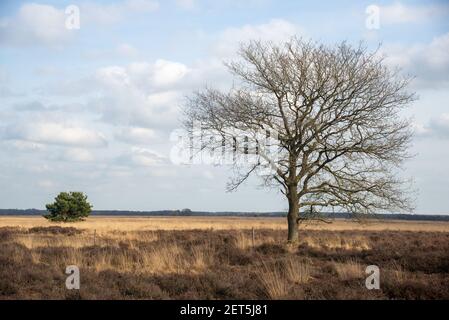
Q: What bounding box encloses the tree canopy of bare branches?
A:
[183,38,416,242]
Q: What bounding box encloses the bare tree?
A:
[183,38,416,242]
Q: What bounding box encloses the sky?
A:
[0,0,448,213]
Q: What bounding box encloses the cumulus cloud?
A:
[151,60,190,87]
[34,18,302,133]
[96,59,190,91]
[2,17,306,187]
[3,121,108,148]
[412,122,431,137]
[383,33,449,89]
[37,19,302,133]
[414,114,449,139]
[0,1,160,48]
[0,3,72,47]
[379,2,449,25]
[89,60,190,128]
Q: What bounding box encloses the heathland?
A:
[1,216,448,299]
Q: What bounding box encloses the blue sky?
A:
[1,0,449,213]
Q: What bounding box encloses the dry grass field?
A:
[1,216,449,299]
[2,215,449,232]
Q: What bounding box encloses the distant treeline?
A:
[0,208,449,222]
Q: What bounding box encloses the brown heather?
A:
[0,216,449,299]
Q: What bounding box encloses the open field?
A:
[1,215,449,232]
[1,216,449,299]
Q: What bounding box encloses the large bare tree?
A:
[183,38,416,242]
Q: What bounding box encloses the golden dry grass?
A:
[1,215,449,232]
[257,258,312,299]
[388,261,407,283]
[234,231,276,250]
[1,223,449,299]
[333,259,364,280]
[301,234,371,251]
[15,232,214,275]
[284,257,312,284]
[258,263,288,299]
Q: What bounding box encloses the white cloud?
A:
[34,19,303,135]
[379,2,449,25]
[214,19,304,58]
[146,91,180,106]
[0,1,160,48]
[414,114,449,139]
[429,114,449,138]
[412,122,431,137]
[383,33,449,89]
[115,127,156,144]
[62,148,95,162]
[5,140,46,152]
[4,122,108,148]
[0,3,71,47]
[96,66,132,87]
[96,59,190,90]
[91,60,191,127]
[118,147,166,167]
[151,60,190,87]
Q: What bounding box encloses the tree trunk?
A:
[287,184,299,243]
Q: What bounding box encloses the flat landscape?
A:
[2,215,449,232]
[1,216,449,299]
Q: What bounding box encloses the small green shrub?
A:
[44,192,92,222]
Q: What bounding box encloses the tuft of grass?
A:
[190,243,215,272]
[389,261,407,283]
[284,258,311,284]
[258,263,288,299]
[234,231,276,250]
[333,259,363,281]
[141,243,184,274]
